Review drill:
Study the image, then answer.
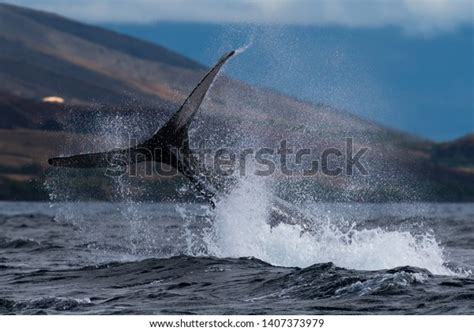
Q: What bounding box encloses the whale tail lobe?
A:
[48,50,235,170]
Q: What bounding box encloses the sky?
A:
[8,0,474,141]
[10,0,474,34]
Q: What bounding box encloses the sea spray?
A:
[205,175,454,275]
[176,203,212,256]
[101,115,161,257]
[235,38,254,55]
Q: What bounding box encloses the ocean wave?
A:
[2,255,473,314]
[0,238,41,249]
[0,237,62,250]
[0,296,92,314]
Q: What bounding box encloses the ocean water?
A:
[0,200,473,314]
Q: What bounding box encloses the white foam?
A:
[204,176,455,275]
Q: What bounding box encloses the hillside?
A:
[0,3,472,202]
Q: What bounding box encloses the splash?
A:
[204,175,455,276]
[235,38,254,55]
[46,111,158,257]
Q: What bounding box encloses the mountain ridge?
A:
[0,3,472,202]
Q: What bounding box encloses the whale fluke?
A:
[48,50,235,174]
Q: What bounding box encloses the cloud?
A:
[9,0,474,34]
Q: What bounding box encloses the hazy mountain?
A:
[104,22,474,141]
[0,3,472,202]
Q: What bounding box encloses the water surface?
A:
[0,201,473,314]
